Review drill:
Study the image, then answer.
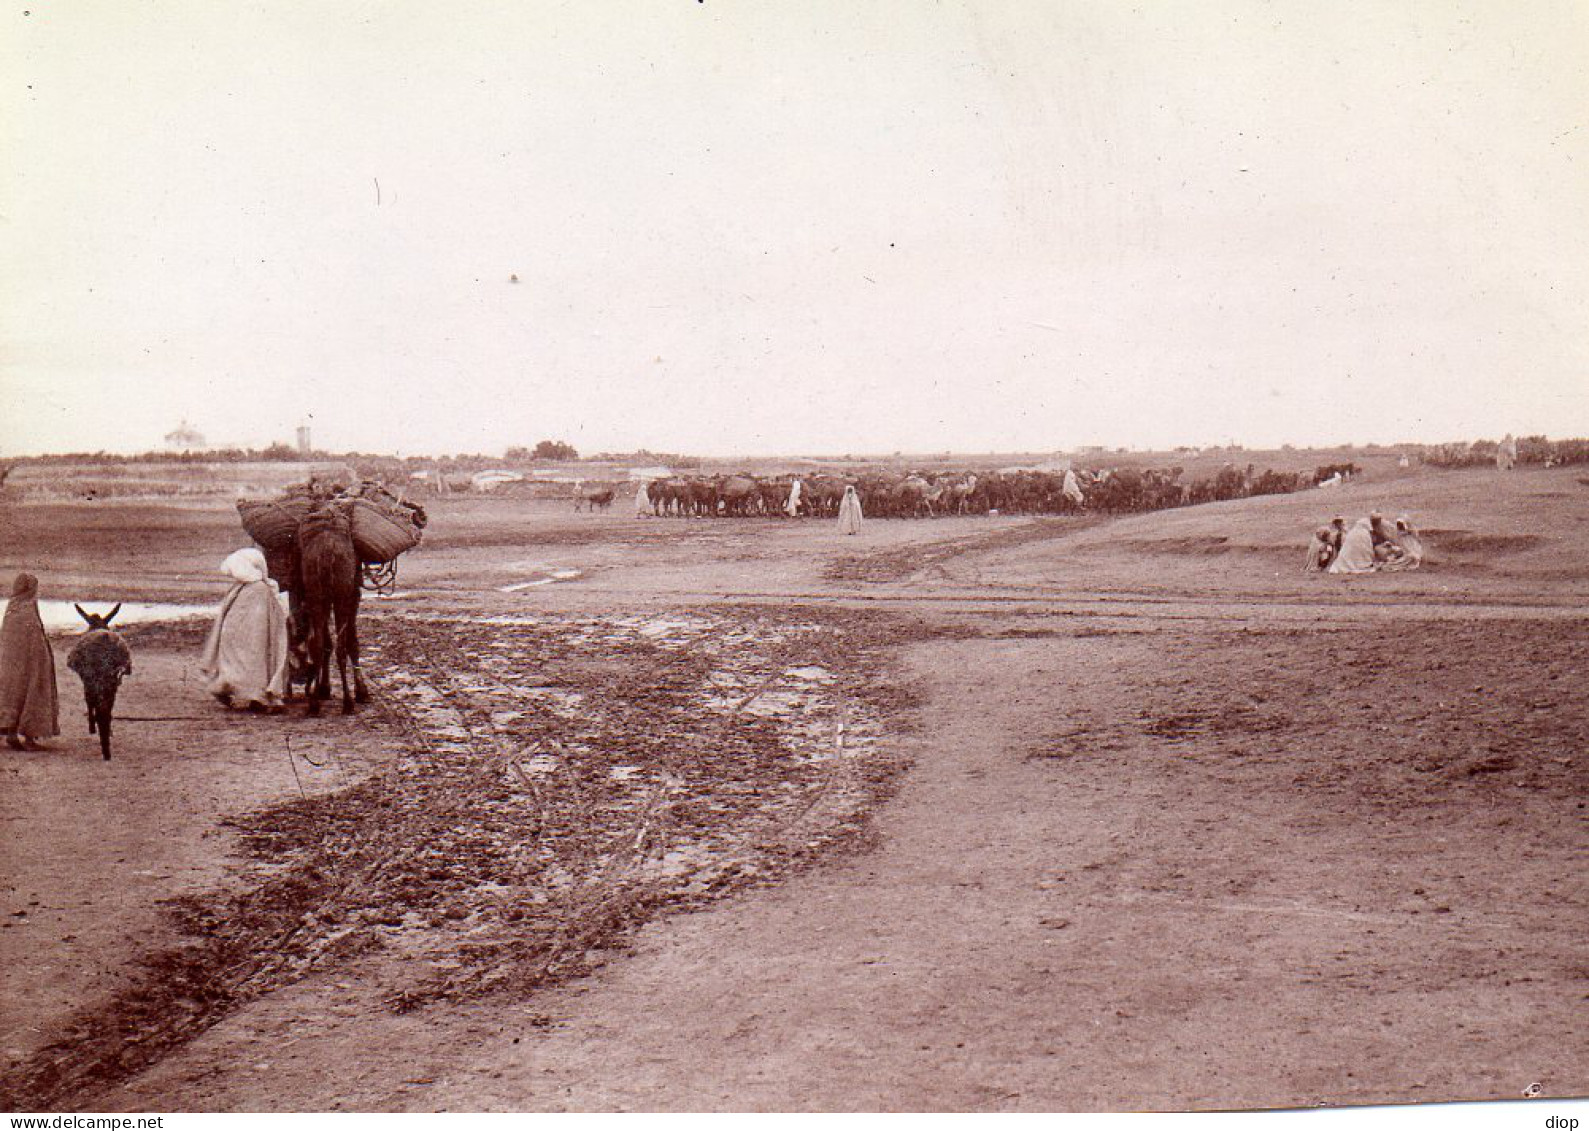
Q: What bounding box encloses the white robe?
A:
[786,479,803,518]
[634,480,651,517]
[1380,520,1424,571]
[198,549,289,707]
[1062,469,1085,506]
[1327,519,1377,575]
[837,488,863,535]
[1303,530,1333,573]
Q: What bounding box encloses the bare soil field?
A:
[1,464,1586,1111]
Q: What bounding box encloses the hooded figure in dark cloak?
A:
[0,573,60,749]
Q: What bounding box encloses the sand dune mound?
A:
[924,466,1589,601]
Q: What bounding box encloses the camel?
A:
[298,504,368,715]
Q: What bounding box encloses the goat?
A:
[65,604,133,760]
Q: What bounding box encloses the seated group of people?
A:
[1306,513,1423,574]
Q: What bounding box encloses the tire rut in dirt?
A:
[824,517,1103,583]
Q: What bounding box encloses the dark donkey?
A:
[66,604,133,760]
[298,503,369,715]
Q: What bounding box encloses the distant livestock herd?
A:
[641,463,1352,520]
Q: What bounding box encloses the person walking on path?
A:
[198,548,290,712]
[0,572,60,750]
[837,485,863,535]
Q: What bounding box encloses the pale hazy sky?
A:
[2,1,1585,457]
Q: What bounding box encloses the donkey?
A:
[297,504,368,715]
[65,604,133,760]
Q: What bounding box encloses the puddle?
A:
[658,845,712,877]
[21,599,214,633]
[704,688,811,718]
[517,686,584,715]
[499,568,583,593]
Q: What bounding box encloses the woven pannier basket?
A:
[349,498,423,563]
[236,497,314,553]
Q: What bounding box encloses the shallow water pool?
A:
[10,599,216,634]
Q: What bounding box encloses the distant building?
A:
[296,425,312,455]
[164,421,207,451]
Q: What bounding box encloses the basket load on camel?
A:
[236,474,428,593]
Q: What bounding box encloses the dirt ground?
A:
[1,466,1586,1111]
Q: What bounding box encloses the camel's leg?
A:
[337,631,354,714]
[337,646,354,713]
[348,615,370,704]
[285,594,305,703]
[332,608,353,714]
[306,619,326,716]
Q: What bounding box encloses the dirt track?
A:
[2,468,1587,1110]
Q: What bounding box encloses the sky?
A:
[2,1,1585,458]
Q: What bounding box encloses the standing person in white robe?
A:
[837,485,863,535]
[1497,434,1518,471]
[199,548,290,711]
[786,478,803,518]
[1327,518,1377,574]
[1062,469,1085,507]
[634,479,652,518]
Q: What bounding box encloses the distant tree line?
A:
[11,440,589,473]
[504,440,579,462]
[10,437,1589,479]
[1419,436,1589,469]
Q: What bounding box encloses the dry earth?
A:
[1,465,1586,1111]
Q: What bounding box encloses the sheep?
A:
[65,604,133,760]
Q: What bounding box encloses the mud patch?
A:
[0,607,920,1109]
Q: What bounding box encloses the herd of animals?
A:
[636,462,1359,519]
